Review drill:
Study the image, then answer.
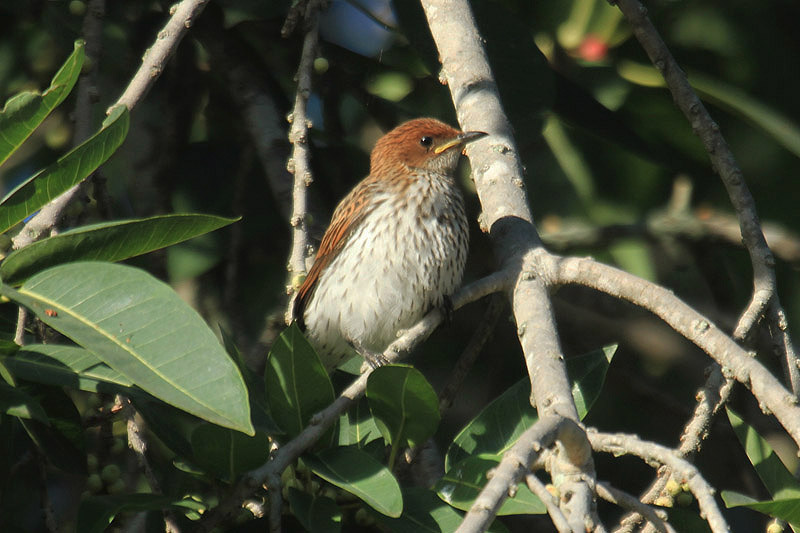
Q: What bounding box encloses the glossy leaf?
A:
[287,488,342,533]
[190,424,269,481]
[1,262,253,435]
[1,214,239,285]
[726,408,800,500]
[304,446,403,517]
[337,397,382,447]
[366,364,440,449]
[446,345,615,470]
[2,344,133,393]
[219,327,280,435]
[265,324,334,439]
[436,455,545,516]
[721,491,800,528]
[0,105,129,235]
[0,41,84,167]
[77,494,204,533]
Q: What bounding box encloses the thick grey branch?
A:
[420,0,598,529]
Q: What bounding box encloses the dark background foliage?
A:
[1,0,798,530]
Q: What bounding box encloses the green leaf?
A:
[287,488,343,533]
[219,326,280,435]
[722,490,800,527]
[726,408,800,500]
[435,455,545,516]
[372,487,510,533]
[1,262,253,435]
[265,324,335,439]
[0,214,239,285]
[0,41,84,167]
[570,344,616,417]
[0,380,49,423]
[190,424,269,481]
[366,364,440,449]
[337,397,382,447]
[304,446,403,517]
[0,105,129,235]
[446,345,615,470]
[2,344,133,393]
[77,494,204,533]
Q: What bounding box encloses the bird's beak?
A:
[434,130,488,154]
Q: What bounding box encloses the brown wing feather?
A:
[292,177,382,329]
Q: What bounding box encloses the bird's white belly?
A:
[302,192,467,369]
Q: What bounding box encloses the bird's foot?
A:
[349,339,390,370]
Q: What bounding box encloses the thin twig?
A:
[115,0,209,112]
[285,0,324,316]
[589,430,729,533]
[596,482,673,533]
[525,473,571,533]
[617,364,733,531]
[195,272,511,532]
[553,254,800,449]
[613,0,797,392]
[14,307,27,345]
[118,396,181,533]
[11,0,210,251]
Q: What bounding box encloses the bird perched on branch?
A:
[292,118,486,370]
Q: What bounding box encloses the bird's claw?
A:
[349,339,390,370]
[364,351,390,369]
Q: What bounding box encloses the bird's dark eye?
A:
[420,136,433,148]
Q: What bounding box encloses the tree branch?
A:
[525,472,571,533]
[596,481,674,533]
[420,0,599,528]
[613,0,797,393]
[589,430,728,533]
[11,0,210,251]
[285,0,324,307]
[195,272,509,532]
[456,417,592,533]
[553,255,800,448]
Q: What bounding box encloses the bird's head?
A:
[369,118,487,177]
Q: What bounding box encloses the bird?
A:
[292,118,487,371]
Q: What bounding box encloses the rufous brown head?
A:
[369,118,487,177]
